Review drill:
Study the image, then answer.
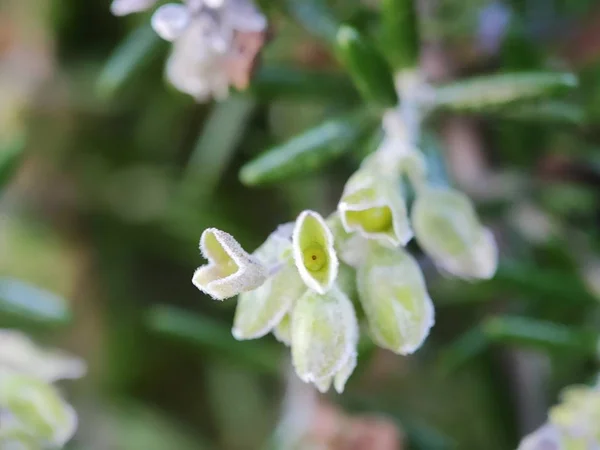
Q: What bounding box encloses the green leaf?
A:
[482,316,597,354]
[178,96,256,204]
[239,111,373,186]
[250,66,358,102]
[433,72,578,112]
[492,101,586,125]
[336,25,398,107]
[380,0,420,70]
[97,24,164,99]
[0,278,71,327]
[282,0,341,44]
[146,305,282,375]
[0,132,26,193]
[437,328,489,375]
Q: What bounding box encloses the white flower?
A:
[110,0,158,16]
[292,210,339,295]
[192,228,268,300]
[151,4,191,41]
[0,330,86,383]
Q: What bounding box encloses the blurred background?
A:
[3,0,600,449]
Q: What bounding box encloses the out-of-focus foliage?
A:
[2,0,600,449]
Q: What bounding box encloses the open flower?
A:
[291,287,358,393]
[0,330,86,383]
[192,228,268,300]
[357,243,434,355]
[338,168,412,248]
[293,210,339,294]
[411,187,498,279]
[0,372,78,448]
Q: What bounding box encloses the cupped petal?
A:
[412,187,498,279]
[192,228,268,300]
[338,169,412,247]
[291,287,358,384]
[151,4,191,41]
[292,211,339,294]
[357,243,434,355]
[273,314,292,346]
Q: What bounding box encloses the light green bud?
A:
[192,228,268,300]
[357,243,434,355]
[338,168,412,247]
[0,426,40,450]
[0,373,77,447]
[0,330,86,383]
[291,287,358,390]
[411,187,498,279]
[292,211,339,294]
[272,314,291,346]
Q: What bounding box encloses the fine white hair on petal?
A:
[151,4,191,42]
[192,228,267,300]
[110,0,158,16]
[292,210,339,295]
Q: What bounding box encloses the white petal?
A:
[151,4,191,41]
[110,0,158,16]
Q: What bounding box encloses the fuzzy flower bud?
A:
[411,187,498,279]
[293,211,339,294]
[233,226,305,340]
[291,287,358,393]
[338,168,412,248]
[0,330,86,383]
[192,228,268,300]
[357,243,434,355]
[0,372,78,447]
[273,314,291,346]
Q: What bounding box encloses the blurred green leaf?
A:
[97,24,164,99]
[146,305,282,374]
[336,25,398,107]
[251,66,358,102]
[483,316,598,354]
[380,0,420,70]
[282,0,341,43]
[0,277,71,327]
[178,96,256,204]
[0,132,26,193]
[492,101,586,125]
[433,72,578,112]
[239,110,374,185]
[437,328,489,375]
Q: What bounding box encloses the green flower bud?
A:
[292,211,339,294]
[411,187,498,279]
[273,313,291,346]
[338,169,412,247]
[0,426,39,450]
[0,373,77,447]
[232,225,304,340]
[291,287,358,391]
[328,213,369,268]
[233,263,305,340]
[192,228,268,300]
[0,330,86,383]
[357,243,434,355]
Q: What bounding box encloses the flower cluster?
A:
[192,99,498,393]
[111,0,267,101]
[0,330,86,448]
[518,382,600,449]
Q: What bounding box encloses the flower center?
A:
[303,245,327,272]
[360,206,393,233]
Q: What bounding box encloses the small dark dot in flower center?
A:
[312,255,317,260]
